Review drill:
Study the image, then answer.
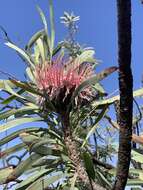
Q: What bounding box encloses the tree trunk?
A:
[61,113,106,190]
[113,0,133,190]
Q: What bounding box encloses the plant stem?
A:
[61,112,106,190]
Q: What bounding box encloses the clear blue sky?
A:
[0,1,143,91]
[0,1,143,189]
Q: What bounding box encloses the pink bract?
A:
[34,55,94,103]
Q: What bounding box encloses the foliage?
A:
[0,1,143,190]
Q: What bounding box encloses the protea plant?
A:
[33,51,117,190]
[0,1,120,190]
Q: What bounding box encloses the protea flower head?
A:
[34,51,95,111]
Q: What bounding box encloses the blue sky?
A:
[0,1,143,91]
[0,1,143,189]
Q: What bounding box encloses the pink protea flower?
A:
[34,54,95,110]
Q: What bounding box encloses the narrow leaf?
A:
[25,29,45,51]
[3,80,25,100]
[1,89,25,105]
[6,154,41,183]
[10,79,42,96]
[93,88,143,108]
[0,167,14,184]
[0,143,27,158]
[82,152,95,180]
[132,150,143,164]
[49,0,55,56]
[76,49,97,65]
[70,66,118,109]
[0,127,45,146]
[5,42,35,68]
[26,172,68,190]
[0,80,16,90]
[0,117,42,133]
[82,106,108,147]
[36,38,45,62]
[37,6,51,57]
[52,42,63,56]
[15,169,53,190]
[70,173,78,190]
[127,179,143,185]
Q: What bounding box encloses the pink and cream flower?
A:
[34,54,95,108]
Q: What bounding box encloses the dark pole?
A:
[113,0,133,189]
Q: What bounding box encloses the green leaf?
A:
[1,89,25,105]
[10,79,55,111]
[132,150,143,164]
[52,42,63,56]
[32,156,61,168]
[0,117,42,133]
[5,42,35,68]
[5,154,41,183]
[70,66,118,109]
[19,133,40,145]
[93,83,105,94]
[34,43,41,64]
[20,133,62,156]
[32,145,61,156]
[81,106,108,147]
[0,167,14,184]
[15,169,54,190]
[0,143,27,158]
[76,67,117,96]
[26,67,35,82]
[0,127,45,146]
[3,80,25,100]
[127,179,143,186]
[25,29,45,52]
[70,173,78,190]
[93,88,143,108]
[0,106,38,120]
[76,49,97,65]
[26,172,68,190]
[129,168,143,175]
[82,152,95,180]
[37,6,51,58]
[49,0,55,56]
[36,38,46,62]
[46,129,63,141]
[10,79,41,96]
[97,170,112,188]
[0,80,16,90]
[30,139,59,151]
[37,6,48,35]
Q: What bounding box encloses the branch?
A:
[92,156,113,170]
[105,116,143,145]
[92,156,137,180]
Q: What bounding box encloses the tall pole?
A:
[113,0,133,189]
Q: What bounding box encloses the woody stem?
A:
[61,112,106,190]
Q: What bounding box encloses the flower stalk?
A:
[61,112,106,190]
